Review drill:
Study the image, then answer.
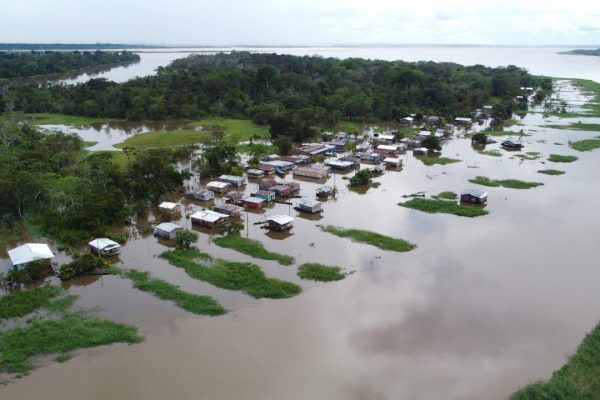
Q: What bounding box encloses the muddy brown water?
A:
[2,81,600,399]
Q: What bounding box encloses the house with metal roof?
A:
[191,210,230,228]
[293,165,330,179]
[158,201,182,214]
[267,215,295,231]
[153,222,182,239]
[206,181,231,193]
[218,174,247,187]
[252,190,276,202]
[8,243,54,269]
[214,203,245,218]
[88,238,121,257]
[294,199,323,214]
[460,189,488,205]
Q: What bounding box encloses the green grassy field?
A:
[161,249,302,299]
[190,118,270,143]
[510,319,600,399]
[119,269,226,316]
[548,154,578,163]
[212,236,295,266]
[399,198,488,217]
[570,138,600,151]
[318,225,416,252]
[0,286,63,321]
[469,176,543,189]
[537,169,565,175]
[297,263,348,282]
[417,156,462,166]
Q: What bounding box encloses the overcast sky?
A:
[2,0,600,46]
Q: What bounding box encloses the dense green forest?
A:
[3,52,550,142]
[0,51,140,79]
[0,121,186,245]
[565,48,600,57]
[0,43,159,50]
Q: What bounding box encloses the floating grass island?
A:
[318,225,416,252]
[399,197,488,218]
[547,154,578,163]
[469,176,544,189]
[417,156,461,166]
[213,236,295,266]
[297,263,348,282]
[570,138,600,151]
[538,169,565,175]
[117,269,226,316]
[479,150,502,157]
[512,152,542,160]
[161,249,302,299]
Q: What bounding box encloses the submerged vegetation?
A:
[0,314,142,374]
[547,154,578,163]
[512,152,541,160]
[117,269,226,316]
[479,150,502,157]
[161,249,302,299]
[297,263,348,282]
[399,198,488,217]
[416,156,461,166]
[318,225,416,252]
[469,176,543,189]
[545,123,600,132]
[213,235,295,266]
[570,138,600,151]
[0,285,62,320]
[510,319,600,399]
[537,169,565,175]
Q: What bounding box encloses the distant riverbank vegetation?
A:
[0,121,187,246]
[1,52,548,145]
[562,48,600,57]
[0,51,139,79]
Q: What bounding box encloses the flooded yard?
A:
[2,80,600,399]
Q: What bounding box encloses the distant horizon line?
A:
[1,42,598,49]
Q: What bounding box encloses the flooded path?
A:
[2,81,600,399]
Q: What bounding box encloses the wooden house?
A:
[460,189,488,205]
[294,199,323,214]
[193,190,214,201]
[270,184,293,198]
[257,165,275,175]
[267,215,294,231]
[214,203,245,218]
[241,196,265,209]
[383,157,403,168]
[88,238,121,257]
[413,147,429,156]
[258,178,278,191]
[191,210,229,228]
[252,190,276,202]
[8,243,54,269]
[223,191,245,206]
[293,165,330,179]
[218,174,246,187]
[158,201,182,215]
[206,181,231,193]
[153,222,182,240]
[246,169,265,179]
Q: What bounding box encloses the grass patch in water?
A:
[547,154,578,163]
[399,198,488,217]
[479,150,502,157]
[120,269,226,316]
[545,123,600,132]
[469,176,543,189]
[509,319,600,399]
[0,314,141,374]
[160,249,301,299]
[432,191,457,200]
[537,169,565,175]
[570,138,600,151]
[318,225,416,252]
[213,236,294,266]
[297,263,348,282]
[370,181,381,188]
[417,156,461,166]
[512,152,541,160]
[0,286,63,321]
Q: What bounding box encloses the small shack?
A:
[293,165,330,179]
[270,184,293,198]
[153,222,182,239]
[206,181,231,193]
[88,238,121,257]
[384,157,403,168]
[294,199,323,214]
[8,243,54,269]
[246,169,265,179]
[158,202,182,215]
[257,165,275,175]
[242,196,265,209]
[377,144,401,156]
[267,215,295,231]
[326,159,355,171]
[455,117,472,126]
[218,174,246,187]
[376,134,396,144]
[460,189,488,205]
[283,181,300,193]
[214,203,245,218]
[191,210,229,228]
[252,190,276,202]
[258,178,278,191]
[193,190,214,201]
[223,191,245,205]
[413,147,429,156]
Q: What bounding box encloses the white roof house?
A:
[378,134,395,141]
[377,144,400,151]
[191,210,229,223]
[88,238,120,251]
[158,201,181,211]
[154,222,182,233]
[268,215,295,225]
[8,243,54,268]
[461,189,488,199]
[418,130,432,137]
[455,117,472,124]
[383,157,403,167]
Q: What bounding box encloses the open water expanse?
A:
[1,47,600,399]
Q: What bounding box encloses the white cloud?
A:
[0,0,599,45]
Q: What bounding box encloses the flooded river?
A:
[2,80,600,399]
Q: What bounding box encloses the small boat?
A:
[316,185,333,198]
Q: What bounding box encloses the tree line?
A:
[0,121,186,245]
[0,50,140,79]
[2,52,550,142]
